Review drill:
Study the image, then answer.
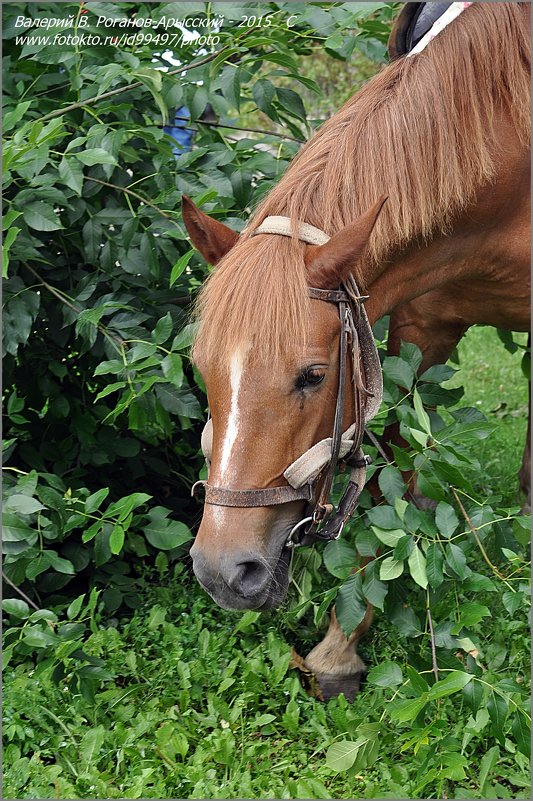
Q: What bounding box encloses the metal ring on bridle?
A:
[285,516,314,548]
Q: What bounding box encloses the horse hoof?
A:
[313,671,365,702]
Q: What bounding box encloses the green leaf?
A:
[161,353,183,388]
[326,739,363,772]
[419,364,457,383]
[80,725,105,767]
[3,209,22,230]
[463,572,497,593]
[335,573,367,637]
[427,671,473,700]
[67,594,85,620]
[75,148,117,166]
[2,512,37,544]
[323,539,356,579]
[407,544,428,589]
[379,557,404,581]
[378,465,405,503]
[391,604,422,636]
[371,527,406,547]
[3,100,32,133]
[393,534,413,562]
[152,312,173,345]
[22,626,59,648]
[85,487,110,514]
[2,598,30,618]
[109,525,125,555]
[413,388,432,435]
[362,569,388,610]
[94,359,124,376]
[107,492,151,521]
[366,505,403,530]
[502,590,524,616]
[388,696,427,723]
[452,601,491,632]
[169,249,195,287]
[276,87,307,121]
[390,443,414,471]
[172,322,197,351]
[355,528,380,557]
[382,356,415,390]
[23,201,64,231]
[405,665,430,695]
[252,79,276,117]
[4,493,44,514]
[367,661,403,688]
[144,518,192,550]
[399,341,423,372]
[487,690,508,744]
[462,677,484,714]
[445,542,468,579]
[435,501,459,537]
[58,157,84,195]
[479,745,500,795]
[2,225,21,278]
[255,713,276,727]
[511,711,531,758]
[425,543,444,588]
[48,552,75,574]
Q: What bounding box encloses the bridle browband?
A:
[191,216,383,547]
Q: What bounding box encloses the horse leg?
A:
[304,604,373,701]
[519,378,531,512]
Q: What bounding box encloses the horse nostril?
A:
[227,559,270,599]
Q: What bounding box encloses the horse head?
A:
[182,195,386,610]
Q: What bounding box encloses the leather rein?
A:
[191,217,383,548]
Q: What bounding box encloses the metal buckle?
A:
[285,516,314,548]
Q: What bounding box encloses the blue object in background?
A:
[163,106,194,156]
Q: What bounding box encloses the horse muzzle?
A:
[190,539,293,611]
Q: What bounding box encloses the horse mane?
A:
[193,2,530,366]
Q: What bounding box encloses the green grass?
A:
[447,326,528,501]
[3,327,530,800]
[4,572,530,800]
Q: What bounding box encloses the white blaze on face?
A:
[219,347,247,481]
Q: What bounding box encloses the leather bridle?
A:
[191,217,383,548]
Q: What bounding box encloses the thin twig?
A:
[2,570,40,611]
[426,594,439,682]
[451,486,509,583]
[38,29,258,123]
[23,261,80,315]
[364,427,390,462]
[164,115,304,143]
[22,262,124,351]
[85,176,185,231]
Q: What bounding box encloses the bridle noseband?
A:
[191,217,383,548]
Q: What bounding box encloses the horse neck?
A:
[363,112,530,327]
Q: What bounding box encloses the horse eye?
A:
[296,366,325,390]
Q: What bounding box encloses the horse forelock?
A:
[192,234,311,369]
[193,2,530,369]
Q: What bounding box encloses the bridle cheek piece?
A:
[191,217,383,548]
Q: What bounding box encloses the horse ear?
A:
[182,195,239,265]
[305,196,387,289]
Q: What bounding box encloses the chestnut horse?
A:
[183,3,530,699]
